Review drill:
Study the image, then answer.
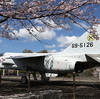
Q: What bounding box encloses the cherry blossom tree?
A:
[93,67,100,77]
[0,0,100,40]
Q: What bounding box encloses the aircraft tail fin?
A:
[62,25,100,54]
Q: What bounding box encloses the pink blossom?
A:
[0,0,100,40]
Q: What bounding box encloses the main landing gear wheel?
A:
[21,76,28,84]
[41,77,50,83]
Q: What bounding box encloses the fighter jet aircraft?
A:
[0,25,100,83]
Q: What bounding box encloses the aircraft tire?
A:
[21,76,28,84]
[46,77,50,82]
[41,77,50,83]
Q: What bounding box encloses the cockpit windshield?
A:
[0,53,4,57]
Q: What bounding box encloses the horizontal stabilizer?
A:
[86,54,100,63]
[2,62,14,65]
[2,59,15,65]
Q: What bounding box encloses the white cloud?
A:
[34,19,69,31]
[13,27,56,42]
[60,49,65,52]
[57,35,78,47]
[48,49,57,53]
[45,44,56,48]
[74,22,88,29]
[34,19,43,24]
[0,39,2,43]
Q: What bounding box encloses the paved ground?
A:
[0,76,100,99]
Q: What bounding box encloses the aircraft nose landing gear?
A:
[21,76,28,84]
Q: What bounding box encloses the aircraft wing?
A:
[86,54,100,63]
[10,53,50,59]
[4,53,51,70]
[2,54,49,65]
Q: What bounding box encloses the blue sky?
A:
[0,24,87,53]
[0,3,100,53]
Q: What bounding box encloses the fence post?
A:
[73,72,76,99]
[28,72,31,92]
[0,71,1,87]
